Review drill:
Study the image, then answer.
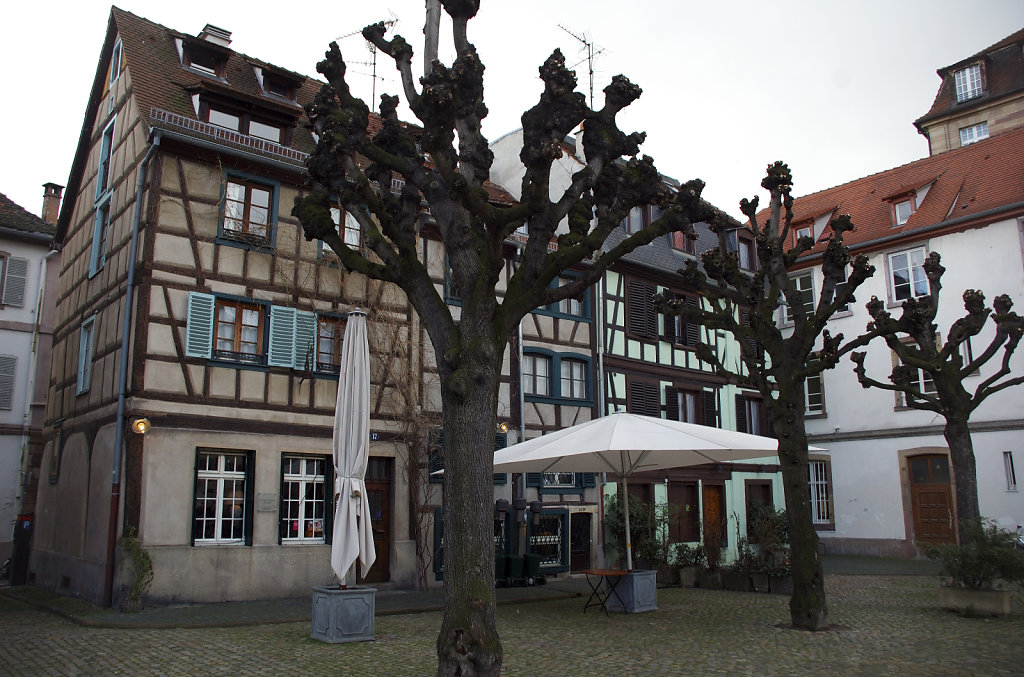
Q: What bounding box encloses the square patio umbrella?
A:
[330,309,376,585]
[492,411,781,571]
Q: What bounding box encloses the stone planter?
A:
[656,564,680,587]
[750,572,770,593]
[722,569,751,592]
[311,586,376,643]
[769,574,793,596]
[697,569,723,590]
[938,586,1012,617]
[604,570,658,613]
[679,566,700,588]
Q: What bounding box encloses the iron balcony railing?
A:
[149,108,309,165]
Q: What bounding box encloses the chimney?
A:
[41,183,64,225]
[198,24,232,47]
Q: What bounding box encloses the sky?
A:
[3,1,1023,222]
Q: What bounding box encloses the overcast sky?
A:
[3,1,1022,221]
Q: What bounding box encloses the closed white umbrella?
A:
[330,309,375,585]
[492,411,781,571]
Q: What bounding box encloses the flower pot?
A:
[697,569,723,589]
[311,586,376,643]
[656,564,680,586]
[679,566,700,588]
[768,574,793,595]
[722,569,751,592]
[938,587,1012,617]
[604,570,658,613]
[750,572,770,593]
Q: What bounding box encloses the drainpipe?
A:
[104,131,161,607]
[14,249,58,514]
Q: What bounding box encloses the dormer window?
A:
[181,41,226,78]
[623,205,652,234]
[265,75,295,100]
[203,103,285,145]
[954,64,982,102]
[108,39,123,87]
[894,199,914,225]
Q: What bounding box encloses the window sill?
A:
[532,307,592,322]
[216,235,275,253]
[524,395,594,408]
[282,538,328,545]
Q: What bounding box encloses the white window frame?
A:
[1004,451,1017,491]
[193,451,248,544]
[959,122,989,146]
[281,456,328,542]
[782,272,814,325]
[109,38,123,86]
[894,199,914,226]
[809,459,833,526]
[560,358,587,400]
[894,345,937,408]
[522,353,551,396]
[95,117,116,202]
[887,246,929,303]
[76,316,96,395]
[329,207,362,249]
[804,370,824,416]
[795,225,811,242]
[543,472,576,488]
[954,64,982,102]
[89,197,110,278]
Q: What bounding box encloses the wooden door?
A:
[909,455,956,544]
[702,484,726,557]
[361,480,391,583]
[569,512,592,571]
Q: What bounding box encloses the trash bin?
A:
[505,554,523,581]
[10,513,32,586]
[495,553,507,580]
[523,552,541,579]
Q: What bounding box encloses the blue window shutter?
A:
[526,473,543,487]
[294,311,317,370]
[583,472,597,488]
[2,257,28,307]
[185,292,215,359]
[0,355,15,410]
[268,306,296,367]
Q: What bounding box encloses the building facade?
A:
[0,188,58,563]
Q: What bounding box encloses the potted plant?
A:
[670,542,704,588]
[118,527,154,613]
[748,504,791,594]
[697,512,727,589]
[923,519,1024,617]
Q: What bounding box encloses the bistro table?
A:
[580,568,629,615]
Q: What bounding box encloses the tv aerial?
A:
[335,12,400,103]
[557,25,606,110]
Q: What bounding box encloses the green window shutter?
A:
[294,310,317,370]
[735,395,748,434]
[185,292,215,359]
[526,473,543,487]
[703,388,719,428]
[684,296,700,346]
[583,472,597,488]
[2,257,28,307]
[268,305,296,367]
[0,355,15,410]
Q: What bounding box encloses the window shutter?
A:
[583,472,597,488]
[703,388,719,428]
[243,451,255,546]
[267,306,296,367]
[429,429,445,483]
[665,387,680,421]
[185,292,215,359]
[0,355,15,410]
[323,459,334,545]
[628,380,660,417]
[526,473,543,487]
[627,280,657,340]
[493,433,508,485]
[2,257,28,307]
[735,395,748,434]
[684,296,700,346]
[294,310,317,370]
[190,450,202,546]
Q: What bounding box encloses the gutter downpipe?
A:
[595,263,607,557]
[104,131,161,608]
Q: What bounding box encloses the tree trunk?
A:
[435,342,503,676]
[942,416,981,540]
[769,394,828,630]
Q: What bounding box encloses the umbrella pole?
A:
[621,454,633,571]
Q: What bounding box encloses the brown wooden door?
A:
[702,484,726,555]
[909,455,956,544]
[361,480,391,583]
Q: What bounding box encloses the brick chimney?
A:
[198,24,232,47]
[41,183,64,225]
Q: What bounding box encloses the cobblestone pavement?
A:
[1,575,1022,676]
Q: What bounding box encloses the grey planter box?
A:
[604,570,658,613]
[938,586,1012,617]
[311,586,376,643]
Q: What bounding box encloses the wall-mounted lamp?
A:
[130,418,151,435]
[498,421,510,433]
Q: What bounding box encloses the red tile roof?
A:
[0,192,55,239]
[759,126,1024,263]
[915,27,1024,128]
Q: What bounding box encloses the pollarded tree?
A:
[661,162,877,631]
[852,252,1024,538]
[292,3,718,674]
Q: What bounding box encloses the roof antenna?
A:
[557,25,605,110]
[335,12,399,104]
